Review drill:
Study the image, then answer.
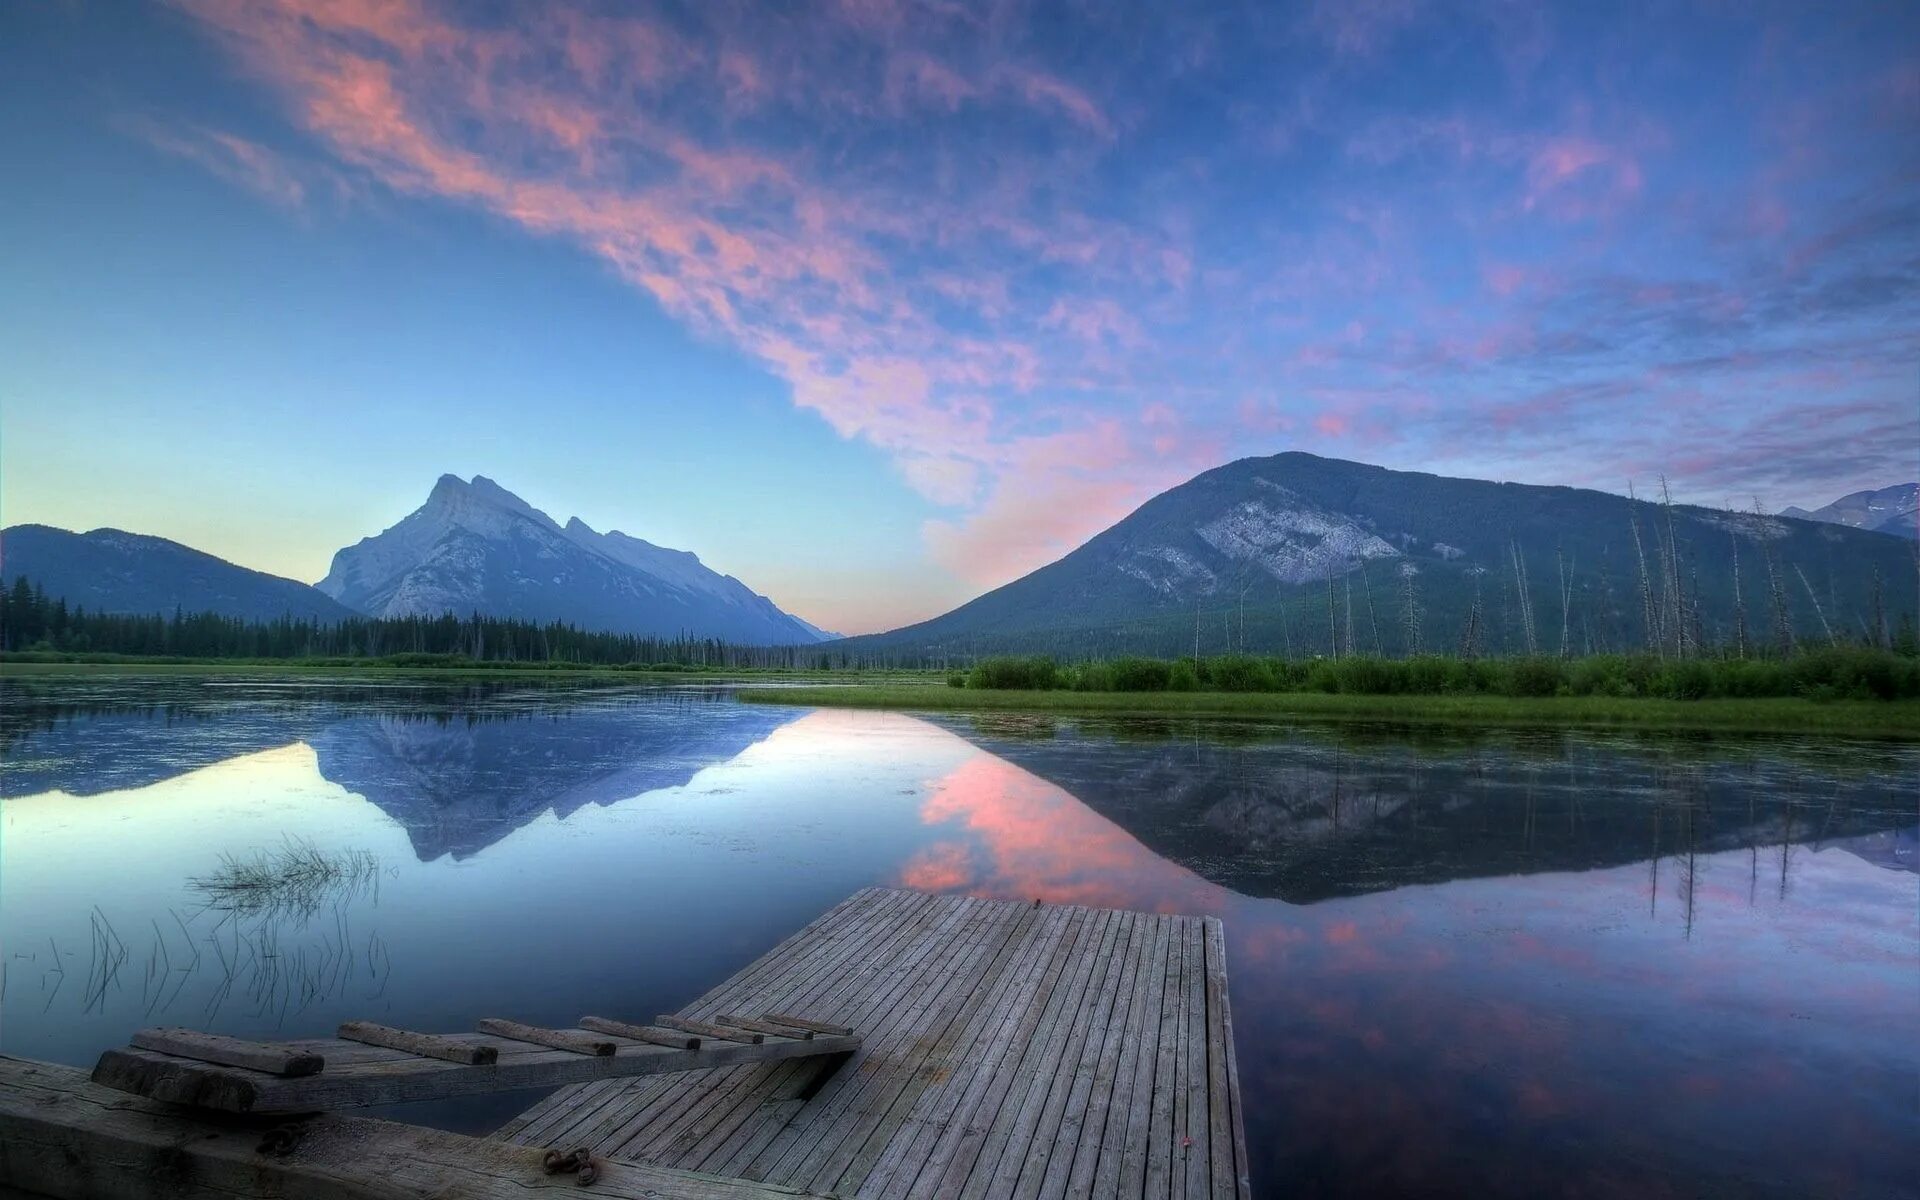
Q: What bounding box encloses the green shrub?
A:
[1071,662,1117,691]
[1202,654,1277,691]
[1503,657,1565,698]
[1336,656,1404,694]
[946,672,966,688]
[968,656,1058,690]
[1658,659,1715,700]
[1302,659,1343,692]
[1109,657,1173,691]
[1405,655,1469,694]
[944,647,1917,702]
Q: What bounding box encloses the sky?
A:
[2,1,1916,634]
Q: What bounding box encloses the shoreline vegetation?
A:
[739,649,1920,738]
[5,648,1918,736]
[740,684,1920,737]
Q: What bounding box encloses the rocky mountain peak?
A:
[318,475,830,644]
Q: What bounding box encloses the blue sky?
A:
[2,1,1916,633]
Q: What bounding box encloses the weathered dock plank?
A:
[128,1027,323,1076]
[339,1020,500,1065]
[508,887,1249,1200]
[91,1025,860,1113]
[0,1056,835,1199]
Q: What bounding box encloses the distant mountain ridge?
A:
[317,474,830,644]
[847,452,1918,658]
[1782,483,1917,539]
[0,524,355,623]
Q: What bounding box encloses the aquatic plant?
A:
[188,836,380,922]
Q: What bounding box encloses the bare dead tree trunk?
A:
[1460,574,1483,659]
[1400,566,1421,657]
[1595,559,1616,653]
[1509,539,1538,655]
[1729,532,1748,659]
[1794,564,1837,646]
[1688,563,1705,656]
[1870,567,1887,649]
[1361,565,1382,655]
[1237,580,1251,655]
[1629,485,1661,657]
[1756,499,1795,655]
[1659,477,1690,658]
[1556,545,1572,658]
[1344,571,1356,659]
[1326,566,1338,659]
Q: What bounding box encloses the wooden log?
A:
[579,1016,700,1049]
[478,1019,616,1057]
[127,1027,322,1077]
[91,1031,861,1113]
[759,1013,855,1037]
[714,1015,814,1040]
[91,1048,259,1111]
[0,1055,836,1200]
[656,1015,763,1044]
[339,1021,498,1065]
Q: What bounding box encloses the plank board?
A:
[506,887,1249,1200]
[128,1028,322,1076]
[339,1021,499,1065]
[90,1026,860,1114]
[0,1056,833,1200]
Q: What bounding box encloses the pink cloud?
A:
[1041,297,1144,347]
[160,0,1919,628]
[130,119,315,210]
[989,66,1114,139]
[1522,136,1644,220]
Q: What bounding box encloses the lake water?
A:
[2,676,1915,1198]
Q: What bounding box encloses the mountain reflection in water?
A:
[0,678,1913,1199]
[937,713,1916,903]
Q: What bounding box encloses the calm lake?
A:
[2,676,1914,1198]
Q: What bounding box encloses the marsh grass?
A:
[189,836,380,922]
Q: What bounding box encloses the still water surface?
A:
[2,676,1914,1198]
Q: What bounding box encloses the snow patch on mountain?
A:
[1117,545,1219,596]
[1699,510,1790,541]
[1193,497,1400,584]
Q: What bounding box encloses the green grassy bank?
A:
[738,683,1920,738]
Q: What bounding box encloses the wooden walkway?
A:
[502,887,1250,1199]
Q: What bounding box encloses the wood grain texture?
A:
[478,1019,617,1056]
[580,1016,701,1049]
[339,1022,498,1065]
[128,1028,323,1076]
[90,1031,860,1114]
[506,887,1250,1200]
[0,1055,831,1199]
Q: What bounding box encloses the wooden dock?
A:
[505,887,1250,1199]
[0,886,1248,1199]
